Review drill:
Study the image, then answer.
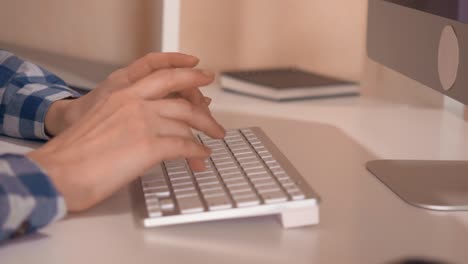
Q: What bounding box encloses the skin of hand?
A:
[44,52,212,136]
[44,52,216,171]
[27,66,226,212]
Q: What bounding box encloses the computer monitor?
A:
[366,0,468,210]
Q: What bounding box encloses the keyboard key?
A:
[142,185,169,194]
[175,192,198,199]
[232,149,254,155]
[170,178,192,186]
[234,195,261,207]
[249,174,272,182]
[225,130,241,135]
[244,167,267,175]
[198,180,221,187]
[205,196,232,210]
[273,172,289,180]
[287,189,306,200]
[234,152,256,159]
[145,188,170,199]
[237,155,258,162]
[194,174,217,181]
[217,163,238,170]
[251,142,263,148]
[223,175,245,183]
[262,157,276,163]
[230,191,255,199]
[169,174,192,180]
[202,188,227,198]
[261,191,288,204]
[270,167,285,174]
[196,177,219,185]
[193,169,216,175]
[278,178,296,187]
[148,208,163,217]
[199,184,223,192]
[266,161,281,169]
[220,168,242,177]
[212,159,234,166]
[160,199,175,211]
[226,183,252,192]
[259,152,273,159]
[164,161,186,169]
[177,197,204,214]
[173,186,196,193]
[239,159,262,166]
[225,178,249,187]
[241,162,263,170]
[256,184,281,194]
[229,145,250,151]
[167,170,190,177]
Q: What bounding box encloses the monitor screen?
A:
[385,0,468,24]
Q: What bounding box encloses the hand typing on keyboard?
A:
[27,53,226,212]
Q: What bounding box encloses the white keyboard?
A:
[134,127,320,228]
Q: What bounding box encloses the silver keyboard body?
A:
[136,127,320,228]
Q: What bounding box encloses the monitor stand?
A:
[366,160,468,210]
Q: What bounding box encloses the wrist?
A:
[44,99,76,137]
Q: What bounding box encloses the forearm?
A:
[0,154,66,241]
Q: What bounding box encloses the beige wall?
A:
[0,0,447,108]
[0,0,159,65]
[180,0,367,82]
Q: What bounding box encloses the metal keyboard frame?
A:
[131,127,320,228]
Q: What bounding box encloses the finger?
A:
[155,118,207,171]
[153,136,211,162]
[169,88,211,115]
[179,87,205,106]
[154,98,225,139]
[131,68,215,100]
[155,117,195,139]
[187,158,207,172]
[182,89,213,116]
[125,52,199,84]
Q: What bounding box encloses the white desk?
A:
[2,86,468,263]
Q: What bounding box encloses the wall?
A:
[179,0,368,82]
[0,0,159,65]
[0,0,448,109]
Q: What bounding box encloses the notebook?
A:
[220,68,359,101]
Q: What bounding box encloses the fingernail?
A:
[201,70,215,78]
[204,96,212,105]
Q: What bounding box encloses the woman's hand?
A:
[45,52,212,136]
[28,66,225,212]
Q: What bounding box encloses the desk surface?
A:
[2,87,468,264]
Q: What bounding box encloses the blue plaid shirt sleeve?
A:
[0,50,82,241]
[0,50,81,140]
[0,154,66,240]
